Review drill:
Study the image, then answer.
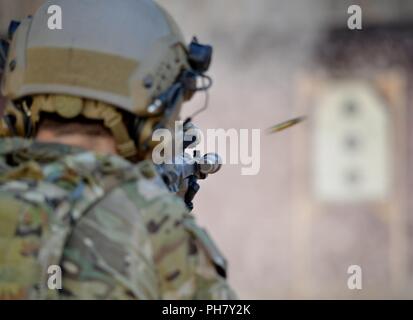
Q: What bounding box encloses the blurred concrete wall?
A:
[157,0,413,299]
[157,0,328,299]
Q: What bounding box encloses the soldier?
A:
[0,0,236,299]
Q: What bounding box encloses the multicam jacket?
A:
[0,138,235,300]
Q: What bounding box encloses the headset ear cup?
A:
[182,70,198,101]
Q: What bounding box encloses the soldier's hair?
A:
[36,113,113,138]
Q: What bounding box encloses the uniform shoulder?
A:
[58,160,189,299]
[110,160,189,221]
[0,137,32,155]
[0,137,84,158]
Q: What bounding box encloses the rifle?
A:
[157,151,222,211]
[156,121,222,211]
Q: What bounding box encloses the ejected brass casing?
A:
[267,116,306,134]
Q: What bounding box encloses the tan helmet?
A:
[0,0,213,159]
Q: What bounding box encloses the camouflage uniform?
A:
[0,138,236,300]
